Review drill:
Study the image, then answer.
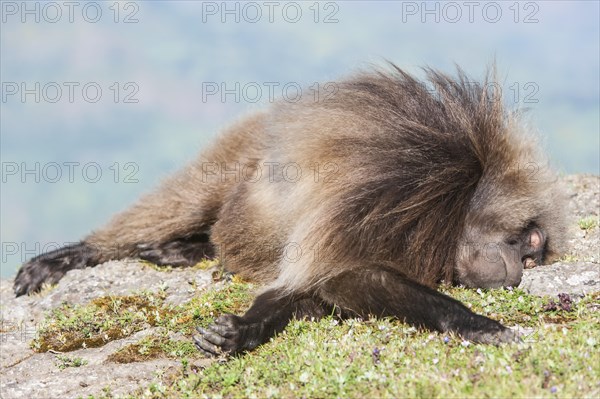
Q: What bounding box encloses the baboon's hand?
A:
[193,314,249,356]
[13,243,94,296]
[462,324,522,345]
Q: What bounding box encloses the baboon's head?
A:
[454,170,560,288]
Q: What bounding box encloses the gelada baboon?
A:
[15,64,566,355]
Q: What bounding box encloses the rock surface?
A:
[0,175,598,398]
[0,262,216,398]
[521,262,599,296]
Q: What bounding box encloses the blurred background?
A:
[1,1,599,277]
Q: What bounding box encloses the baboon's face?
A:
[455,223,546,288]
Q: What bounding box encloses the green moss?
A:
[126,290,600,398]
[141,258,220,272]
[578,216,599,231]
[439,286,580,326]
[34,276,599,398]
[55,354,88,370]
[32,291,170,352]
[559,254,580,263]
[32,280,254,353]
[107,334,198,363]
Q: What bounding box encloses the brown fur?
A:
[87,64,565,292]
[86,112,268,260]
[15,64,567,351]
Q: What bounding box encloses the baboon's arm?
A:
[194,264,517,356]
[318,266,518,344]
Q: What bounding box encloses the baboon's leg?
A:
[85,166,222,264]
[14,165,220,296]
[86,112,267,263]
[14,113,267,296]
[194,289,330,355]
[317,266,518,345]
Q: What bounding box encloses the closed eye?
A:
[506,238,519,246]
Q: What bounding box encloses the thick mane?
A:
[305,64,519,286]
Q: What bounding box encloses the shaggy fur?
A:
[14,64,566,354]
